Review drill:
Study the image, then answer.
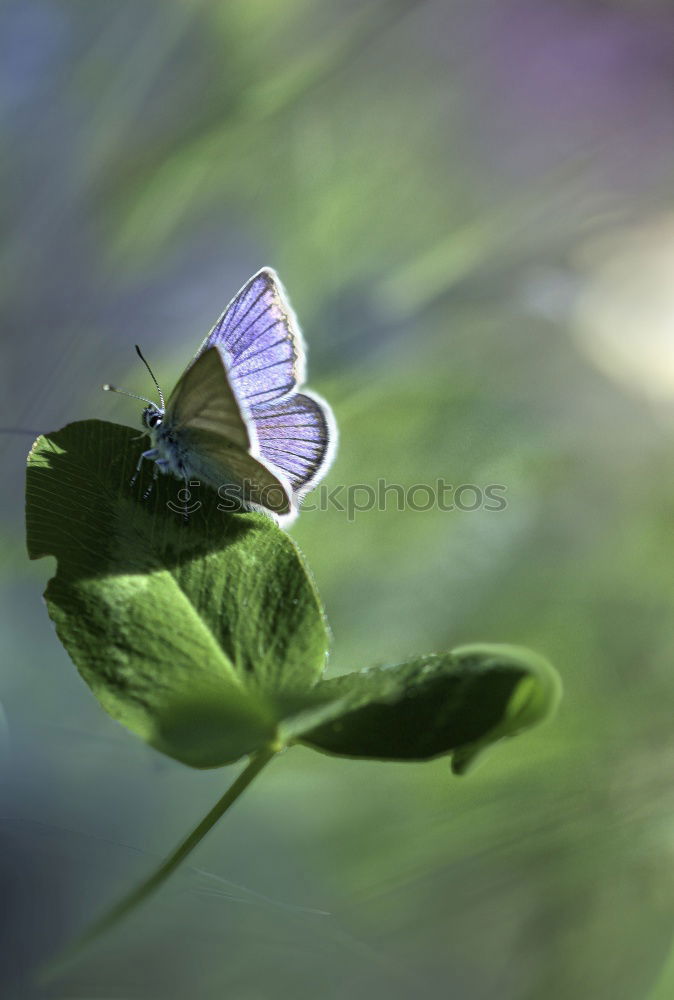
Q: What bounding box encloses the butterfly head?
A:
[103,345,166,433]
[142,404,164,431]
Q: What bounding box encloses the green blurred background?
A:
[3,1,674,997]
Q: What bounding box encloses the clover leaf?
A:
[26,419,561,963]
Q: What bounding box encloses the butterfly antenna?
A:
[135,345,165,409]
[102,384,157,406]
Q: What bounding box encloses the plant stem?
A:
[42,748,276,979]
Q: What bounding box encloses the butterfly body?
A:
[108,269,335,525]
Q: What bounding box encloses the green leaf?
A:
[297,644,561,772]
[26,420,329,768]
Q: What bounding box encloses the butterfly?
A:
[104,268,336,525]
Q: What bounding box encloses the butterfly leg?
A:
[130,448,158,487]
[142,469,157,500]
[142,458,169,500]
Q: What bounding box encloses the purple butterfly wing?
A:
[198,267,336,498]
[251,392,336,495]
[199,268,305,407]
